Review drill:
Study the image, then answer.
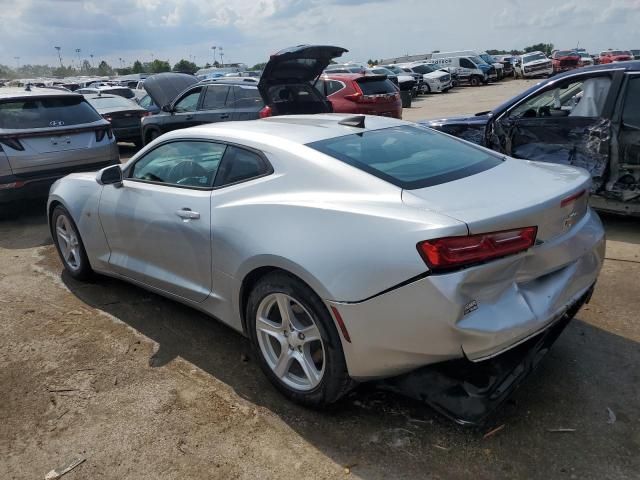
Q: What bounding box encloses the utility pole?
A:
[14,56,20,69]
[54,46,63,68]
[89,54,94,67]
[211,46,217,65]
[75,48,81,65]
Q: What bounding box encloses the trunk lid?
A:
[402,159,591,242]
[143,73,198,109]
[258,45,348,108]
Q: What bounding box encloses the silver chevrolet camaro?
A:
[47,114,605,410]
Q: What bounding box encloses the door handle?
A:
[176,208,200,220]
[219,114,230,119]
[185,114,194,120]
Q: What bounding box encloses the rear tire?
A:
[246,272,354,407]
[51,205,93,281]
[470,76,482,87]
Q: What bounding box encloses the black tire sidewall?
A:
[51,206,93,281]
[246,272,352,407]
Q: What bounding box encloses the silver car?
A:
[47,114,604,415]
[0,87,119,203]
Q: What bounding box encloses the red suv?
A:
[599,50,633,64]
[315,73,402,119]
[551,50,581,74]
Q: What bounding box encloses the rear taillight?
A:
[259,106,272,118]
[417,226,537,271]
[0,138,24,151]
[0,180,25,190]
[95,127,114,142]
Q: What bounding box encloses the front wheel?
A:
[246,272,353,407]
[470,76,482,86]
[51,205,93,281]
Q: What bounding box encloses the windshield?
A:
[411,64,436,74]
[307,125,502,189]
[556,50,577,57]
[87,96,136,109]
[0,96,102,129]
[382,66,402,74]
[523,53,547,62]
[480,54,495,64]
[579,52,591,58]
[610,50,631,56]
[469,56,484,65]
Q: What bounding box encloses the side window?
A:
[129,141,226,188]
[174,88,202,113]
[201,85,230,110]
[228,86,263,108]
[459,58,474,69]
[326,80,345,96]
[139,95,152,109]
[509,77,611,119]
[214,146,271,187]
[622,77,640,128]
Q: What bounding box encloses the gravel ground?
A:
[1,80,639,480]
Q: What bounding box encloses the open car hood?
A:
[143,72,198,108]
[258,45,348,103]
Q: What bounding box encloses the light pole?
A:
[14,56,20,69]
[54,46,63,68]
[89,54,94,67]
[211,46,217,65]
[219,46,224,67]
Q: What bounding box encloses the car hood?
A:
[424,70,449,80]
[258,45,348,101]
[143,72,198,108]
[523,58,550,66]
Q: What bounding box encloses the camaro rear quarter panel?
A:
[333,208,604,379]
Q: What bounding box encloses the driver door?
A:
[98,140,226,302]
[488,73,618,188]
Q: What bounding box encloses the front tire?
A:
[246,272,353,407]
[470,76,482,86]
[51,205,93,281]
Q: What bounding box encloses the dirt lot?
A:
[1,80,639,480]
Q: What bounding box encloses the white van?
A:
[431,51,499,81]
[427,56,489,86]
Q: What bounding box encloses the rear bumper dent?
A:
[331,209,605,379]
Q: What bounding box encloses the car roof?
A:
[165,114,411,146]
[0,86,80,100]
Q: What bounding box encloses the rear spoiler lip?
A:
[0,123,109,139]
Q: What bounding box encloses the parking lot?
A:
[1,80,639,480]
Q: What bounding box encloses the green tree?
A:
[132,60,145,74]
[172,59,198,74]
[147,59,171,73]
[0,64,14,79]
[249,62,267,71]
[523,43,554,56]
[97,60,113,76]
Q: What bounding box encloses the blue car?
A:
[422,61,640,216]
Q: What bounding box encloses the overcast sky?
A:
[1,0,638,68]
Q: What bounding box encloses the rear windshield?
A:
[356,78,397,95]
[307,125,502,189]
[105,88,135,99]
[87,96,135,109]
[0,96,102,129]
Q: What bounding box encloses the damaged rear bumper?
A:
[330,208,605,379]
[379,285,593,425]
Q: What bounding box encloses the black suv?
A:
[141,45,349,145]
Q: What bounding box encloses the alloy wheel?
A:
[255,293,325,391]
[55,214,81,271]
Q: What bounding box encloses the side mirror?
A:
[161,104,173,113]
[96,164,123,187]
